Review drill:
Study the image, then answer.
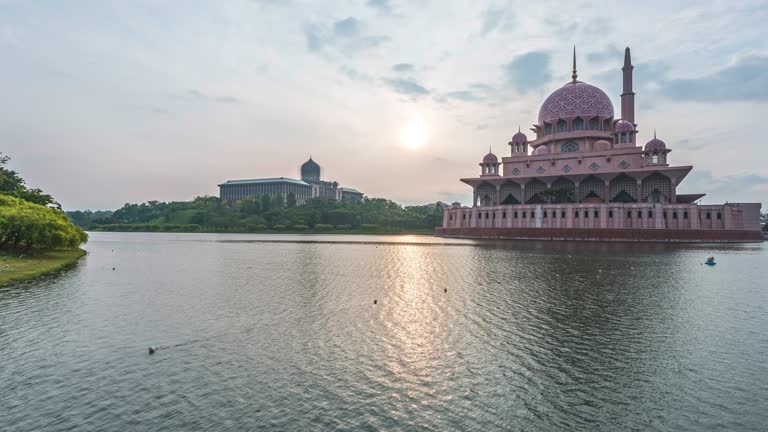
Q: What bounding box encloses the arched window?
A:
[573,117,584,131]
[620,133,627,143]
[628,133,634,143]
[603,119,611,130]
[544,123,552,135]
[588,117,599,130]
[556,119,567,133]
[560,142,579,153]
[652,153,659,164]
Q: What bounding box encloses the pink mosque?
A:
[437,48,763,242]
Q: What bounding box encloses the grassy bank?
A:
[0,249,86,285]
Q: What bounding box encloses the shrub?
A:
[314,224,333,231]
[293,224,309,231]
[0,194,88,250]
[360,224,378,231]
[272,224,286,231]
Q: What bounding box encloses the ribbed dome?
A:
[483,152,498,164]
[615,120,634,133]
[538,81,614,125]
[511,130,527,143]
[645,137,667,152]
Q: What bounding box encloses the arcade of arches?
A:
[472,173,675,206]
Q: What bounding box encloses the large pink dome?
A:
[538,81,614,125]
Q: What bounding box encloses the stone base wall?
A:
[435,227,763,243]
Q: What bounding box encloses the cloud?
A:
[392,63,414,73]
[382,78,429,96]
[303,18,390,55]
[661,55,768,102]
[444,90,483,101]
[479,7,513,36]
[367,0,392,14]
[681,170,768,206]
[178,90,240,104]
[338,65,372,82]
[334,17,361,38]
[302,23,329,52]
[587,45,623,64]
[503,51,551,92]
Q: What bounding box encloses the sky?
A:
[1,0,767,210]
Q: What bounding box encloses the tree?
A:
[287,192,297,208]
[0,195,87,251]
[0,153,59,208]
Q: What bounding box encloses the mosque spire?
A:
[621,46,635,123]
[571,46,578,82]
[654,129,657,139]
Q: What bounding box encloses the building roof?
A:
[538,81,614,125]
[219,177,310,187]
[340,187,362,194]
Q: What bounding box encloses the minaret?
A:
[621,46,635,124]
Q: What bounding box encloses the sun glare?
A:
[400,119,428,150]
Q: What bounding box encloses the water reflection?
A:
[0,233,766,431]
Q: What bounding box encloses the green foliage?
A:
[0,195,88,250]
[0,153,58,208]
[539,187,575,203]
[77,196,443,234]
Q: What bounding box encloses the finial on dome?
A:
[518,125,520,133]
[572,46,577,82]
[654,129,657,139]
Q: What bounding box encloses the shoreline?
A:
[0,249,86,285]
[88,228,436,236]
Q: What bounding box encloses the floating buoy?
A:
[373,299,377,305]
[148,346,156,355]
[112,267,116,271]
[705,256,716,266]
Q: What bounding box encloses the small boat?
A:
[705,256,716,266]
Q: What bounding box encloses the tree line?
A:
[1,153,88,251]
[68,195,445,233]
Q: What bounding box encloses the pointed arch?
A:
[573,117,584,131]
[579,175,605,202]
[556,119,567,133]
[609,174,637,203]
[550,177,576,203]
[476,182,496,207]
[525,179,547,204]
[500,180,521,205]
[588,117,599,130]
[641,173,671,203]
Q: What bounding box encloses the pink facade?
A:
[439,48,762,242]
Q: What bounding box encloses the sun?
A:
[400,119,428,150]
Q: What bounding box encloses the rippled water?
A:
[2,233,767,431]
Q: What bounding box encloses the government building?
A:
[437,48,762,242]
[219,157,363,205]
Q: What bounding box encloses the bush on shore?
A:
[0,195,88,251]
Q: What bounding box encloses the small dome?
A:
[483,152,498,164]
[593,140,611,151]
[511,130,527,143]
[533,145,550,156]
[615,120,634,133]
[645,136,667,152]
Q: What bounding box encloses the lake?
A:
[2,232,767,431]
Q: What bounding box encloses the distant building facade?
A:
[219,157,363,205]
[437,47,762,242]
